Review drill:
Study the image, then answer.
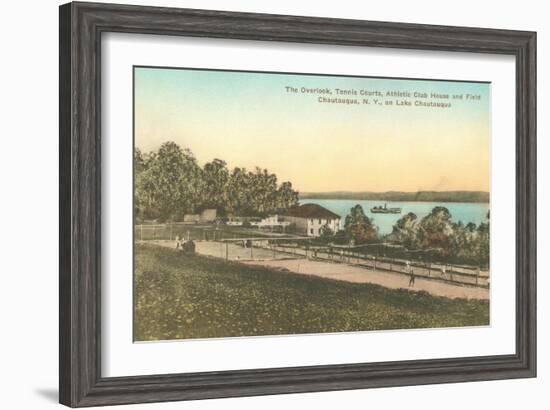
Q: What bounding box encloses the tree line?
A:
[301,190,489,203]
[134,142,299,222]
[320,205,490,267]
[388,206,490,266]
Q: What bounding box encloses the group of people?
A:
[175,235,196,255]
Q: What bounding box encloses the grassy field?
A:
[134,243,489,341]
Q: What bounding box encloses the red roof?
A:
[284,203,340,219]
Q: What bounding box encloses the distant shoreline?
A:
[299,191,490,204]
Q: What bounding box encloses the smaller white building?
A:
[226,218,244,226]
[183,209,217,224]
[250,215,291,229]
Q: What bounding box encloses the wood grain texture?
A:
[59,1,537,407]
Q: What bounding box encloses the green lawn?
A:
[134,243,489,341]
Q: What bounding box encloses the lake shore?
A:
[300,198,490,235]
[300,190,489,203]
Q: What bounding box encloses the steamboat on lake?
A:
[370,203,402,214]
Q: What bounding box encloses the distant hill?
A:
[299,191,490,203]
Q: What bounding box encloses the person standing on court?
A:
[408,264,416,287]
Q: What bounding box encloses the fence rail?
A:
[254,243,489,289]
[136,223,489,289]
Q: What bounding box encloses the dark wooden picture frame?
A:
[59,1,536,407]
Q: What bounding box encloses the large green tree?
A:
[134,142,300,221]
[224,167,253,216]
[449,221,478,262]
[276,181,300,211]
[223,167,298,216]
[250,167,278,214]
[344,204,378,244]
[389,206,490,266]
[417,206,453,255]
[390,212,419,248]
[201,158,229,212]
[135,142,202,221]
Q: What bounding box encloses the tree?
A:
[223,167,299,216]
[319,223,334,238]
[417,206,453,256]
[224,167,253,216]
[135,142,300,221]
[275,181,299,212]
[134,148,146,221]
[135,142,202,221]
[388,206,490,266]
[476,214,490,266]
[249,167,278,214]
[202,159,229,212]
[344,204,378,244]
[390,212,419,248]
[134,148,146,173]
[449,221,478,263]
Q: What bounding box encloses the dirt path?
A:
[242,259,489,300]
[144,240,489,300]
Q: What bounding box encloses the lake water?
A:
[301,199,490,235]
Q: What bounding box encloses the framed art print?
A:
[59,2,536,407]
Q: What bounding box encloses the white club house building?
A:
[283,203,342,237]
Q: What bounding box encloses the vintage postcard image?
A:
[133,67,490,342]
